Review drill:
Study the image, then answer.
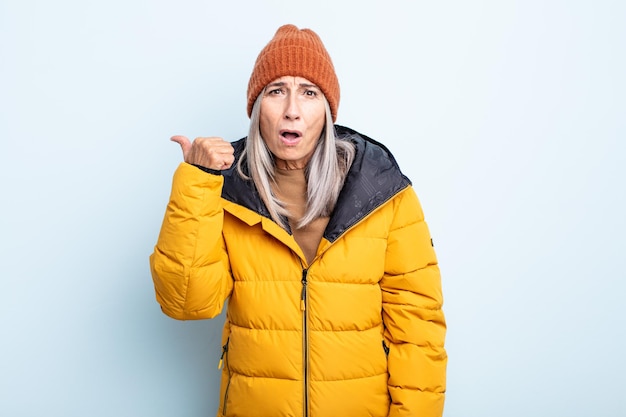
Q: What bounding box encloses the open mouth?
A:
[280,130,302,144]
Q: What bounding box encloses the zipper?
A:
[218,339,231,416]
[382,340,390,356]
[301,268,309,417]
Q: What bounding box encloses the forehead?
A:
[267,76,318,87]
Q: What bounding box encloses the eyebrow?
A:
[300,83,320,90]
[267,81,320,89]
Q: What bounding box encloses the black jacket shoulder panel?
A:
[325,125,411,242]
[220,138,272,219]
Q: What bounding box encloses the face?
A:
[259,76,326,170]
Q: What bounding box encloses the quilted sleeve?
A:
[380,186,447,417]
[149,162,233,320]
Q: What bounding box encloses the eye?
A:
[268,88,284,95]
[304,89,318,97]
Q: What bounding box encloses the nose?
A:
[284,93,300,120]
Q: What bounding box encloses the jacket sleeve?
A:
[381,186,447,417]
[149,162,233,320]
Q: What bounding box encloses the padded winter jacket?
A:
[150,126,447,417]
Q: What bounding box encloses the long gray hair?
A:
[237,90,355,230]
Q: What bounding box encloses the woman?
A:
[150,24,446,417]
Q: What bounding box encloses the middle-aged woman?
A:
[150,24,447,417]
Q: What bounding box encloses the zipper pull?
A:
[218,342,228,370]
[301,269,308,311]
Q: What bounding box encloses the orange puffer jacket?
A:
[150,126,447,417]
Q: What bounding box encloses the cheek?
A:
[259,112,274,138]
[314,102,326,123]
[259,101,278,128]
[311,107,326,130]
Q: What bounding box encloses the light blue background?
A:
[1,1,624,416]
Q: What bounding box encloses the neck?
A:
[274,157,309,170]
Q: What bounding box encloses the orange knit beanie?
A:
[247,24,340,122]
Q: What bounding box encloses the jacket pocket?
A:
[219,338,231,416]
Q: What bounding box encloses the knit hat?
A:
[247,24,340,122]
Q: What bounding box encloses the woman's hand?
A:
[171,135,235,170]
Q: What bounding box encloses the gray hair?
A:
[237,90,355,230]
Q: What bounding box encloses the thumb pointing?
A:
[170,135,192,159]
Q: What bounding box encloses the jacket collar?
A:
[221,125,411,243]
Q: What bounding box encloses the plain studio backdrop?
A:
[1,1,624,416]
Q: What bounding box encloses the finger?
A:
[170,135,192,158]
[203,148,234,170]
[219,154,235,170]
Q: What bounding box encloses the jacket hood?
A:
[221,125,411,242]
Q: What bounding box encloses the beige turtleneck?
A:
[273,168,329,264]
